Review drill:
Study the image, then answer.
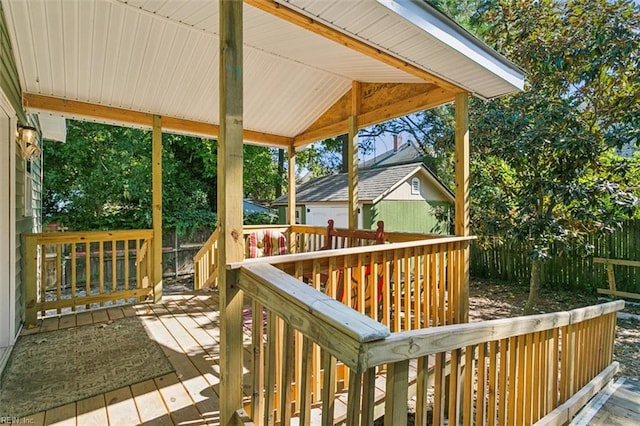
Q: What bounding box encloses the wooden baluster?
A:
[403,248,410,330]
[439,248,446,326]
[280,322,294,425]
[135,239,141,290]
[393,249,401,332]
[434,352,446,425]
[384,360,409,426]
[353,368,372,426]
[463,345,475,426]
[521,334,532,425]
[415,355,430,426]
[550,328,560,410]
[358,254,365,315]
[112,240,117,296]
[251,300,264,423]
[430,248,437,328]
[448,348,461,425]
[321,352,336,426]
[70,243,77,310]
[497,338,508,426]
[56,243,62,314]
[345,369,363,426]
[422,247,430,328]
[264,311,277,426]
[99,241,104,306]
[447,243,455,325]
[487,341,497,426]
[124,239,130,290]
[299,337,313,426]
[86,242,91,308]
[507,336,518,426]
[476,343,487,425]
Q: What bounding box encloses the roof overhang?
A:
[1,0,525,147]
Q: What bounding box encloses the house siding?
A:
[370,200,452,235]
[1,3,40,335]
[0,3,26,124]
[276,205,306,225]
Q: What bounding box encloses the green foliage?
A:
[243,145,280,200]
[43,121,289,233]
[244,212,278,225]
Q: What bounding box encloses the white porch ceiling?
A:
[2,0,524,142]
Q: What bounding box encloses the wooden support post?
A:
[348,81,361,230]
[288,147,297,253]
[219,0,245,423]
[455,92,470,323]
[24,234,38,325]
[152,114,163,303]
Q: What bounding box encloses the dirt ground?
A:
[468,279,640,379]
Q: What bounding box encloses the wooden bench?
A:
[593,257,640,300]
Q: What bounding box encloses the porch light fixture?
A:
[16,124,41,160]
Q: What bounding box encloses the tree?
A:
[43,121,283,232]
[469,0,640,312]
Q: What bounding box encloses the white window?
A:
[411,177,420,195]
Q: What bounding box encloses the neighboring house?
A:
[273,162,454,235]
[0,2,42,374]
[361,136,423,169]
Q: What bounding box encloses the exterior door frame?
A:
[0,88,17,349]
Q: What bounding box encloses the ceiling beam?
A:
[22,93,293,147]
[244,0,462,93]
[294,83,458,147]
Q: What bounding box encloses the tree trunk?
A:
[524,259,542,315]
[340,134,349,173]
[276,148,285,198]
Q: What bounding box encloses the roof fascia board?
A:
[23,93,293,147]
[376,0,525,97]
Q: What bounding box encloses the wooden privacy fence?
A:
[471,220,640,292]
[235,261,623,425]
[24,229,154,323]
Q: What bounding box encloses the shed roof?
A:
[273,162,453,205]
[1,0,524,146]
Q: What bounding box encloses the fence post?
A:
[24,234,38,325]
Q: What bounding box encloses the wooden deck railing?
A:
[358,300,623,425]
[239,236,474,330]
[236,263,390,425]
[234,261,623,425]
[24,229,154,323]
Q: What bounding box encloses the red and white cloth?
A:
[245,230,288,258]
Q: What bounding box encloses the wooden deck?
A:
[571,378,640,425]
[14,291,422,426]
[18,292,241,426]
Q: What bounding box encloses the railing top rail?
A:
[229,235,476,269]
[362,300,624,369]
[239,263,390,370]
[243,224,292,232]
[24,229,154,244]
[290,224,327,233]
[193,228,220,262]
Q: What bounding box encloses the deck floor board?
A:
[574,378,640,426]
